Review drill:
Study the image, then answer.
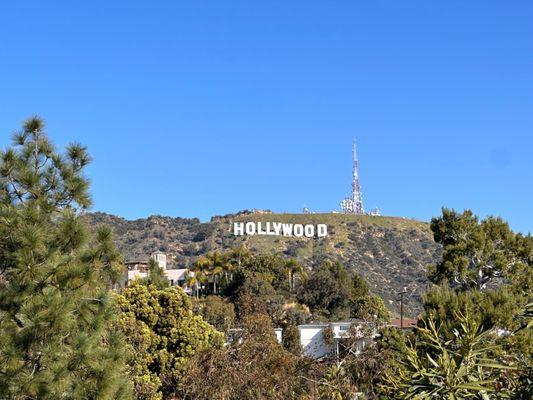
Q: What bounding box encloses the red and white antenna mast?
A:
[340,139,364,215]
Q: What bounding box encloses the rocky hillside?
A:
[84,211,442,317]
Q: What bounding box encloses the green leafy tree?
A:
[224,246,251,283]
[239,254,290,292]
[282,305,311,326]
[115,283,223,399]
[423,285,524,337]
[425,209,532,398]
[429,209,531,291]
[351,272,370,298]
[350,294,391,322]
[234,275,285,323]
[0,117,131,399]
[343,326,409,399]
[185,269,206,299]
[312,364,358,400]
[194,295,236,333]
[510,303,533,399]
[298,261,354,320]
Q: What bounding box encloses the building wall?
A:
[299,325,334,358]
[150,252,167,270]
[297,322,377,359]
[123,269,148,286]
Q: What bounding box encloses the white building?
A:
[150,251,167,270]
[164,268,189,287]
[275,321,378,359]
[123,259,149,284]
[122,252,190,290]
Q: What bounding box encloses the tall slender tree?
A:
[0,117,131,399]
[283,259,306,292]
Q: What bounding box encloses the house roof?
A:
[125,260,148,265]
[296,320,371,329]
[164,269,188,280]
[389,318,417,328]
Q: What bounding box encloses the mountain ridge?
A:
[83,211,442,317]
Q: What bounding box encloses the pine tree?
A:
[0,117,132,399]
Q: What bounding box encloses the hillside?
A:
[84,211,442,317]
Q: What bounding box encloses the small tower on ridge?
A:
[340,140,364,215]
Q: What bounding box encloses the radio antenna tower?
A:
[340,140,364,214]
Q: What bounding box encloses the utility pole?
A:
[399,286,407,329]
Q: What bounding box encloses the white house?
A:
[164,268,189,287]
[279,321,379,359]
[123,259,149,284]
[122,252,191,291]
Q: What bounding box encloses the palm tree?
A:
[284,259,307,292]
[205,252,231,294]
[226,246,251,282]
[185,272,200,299]
[193,252,230,295]
[190,260,210,297]
[227,246,251,269]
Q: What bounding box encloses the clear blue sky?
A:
[1,1,532,233]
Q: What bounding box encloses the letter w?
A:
[282,224,293,236]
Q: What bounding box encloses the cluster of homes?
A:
[123,252,416,359]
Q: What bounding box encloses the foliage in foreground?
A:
[382,312,517,399]
[115,283,224,400]
[0,117,132,399]
[179,314,317,400]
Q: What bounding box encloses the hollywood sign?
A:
[233,222,328,238]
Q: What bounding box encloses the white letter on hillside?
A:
[304,225,315,238]
[234,222,244,236]
[246,222,256,235]
[317,224,328,237]
[282,224,293,237]
[293,224,304,237]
